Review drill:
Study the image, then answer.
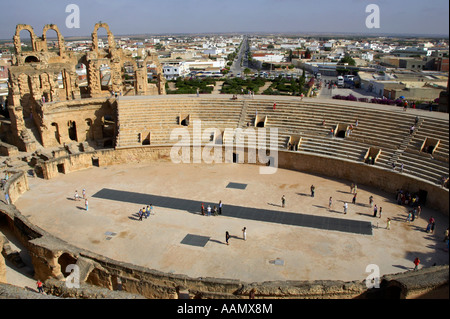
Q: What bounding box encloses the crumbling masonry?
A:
[6,23,166,152]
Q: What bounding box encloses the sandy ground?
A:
[1,225,37,291]
[7,161,449,286]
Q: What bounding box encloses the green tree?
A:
[339,54,356,66]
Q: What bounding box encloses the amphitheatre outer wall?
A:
[1,140,449,298]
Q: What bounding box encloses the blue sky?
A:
[1,0,449,39]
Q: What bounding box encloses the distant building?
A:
[252,53,285,63]
[163,61,190,80]
[392,46,431,57]
[202,47,225,55]
[184,59,226,72]
[0,59,10,80]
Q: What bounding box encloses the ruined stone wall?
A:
[3,169,29,204]
[38,98,116,148]
[0,141,19,157]
[6,22,165,152]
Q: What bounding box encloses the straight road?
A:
[230,35,249,76]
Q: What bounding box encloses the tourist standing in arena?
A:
[413,257,420,271]
[37,280,44,294]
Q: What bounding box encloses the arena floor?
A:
[14,161,449,283]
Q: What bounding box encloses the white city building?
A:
[162,62,190,80]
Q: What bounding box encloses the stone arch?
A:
[17,73,33,118]
[76,56,90,97]
[24,55,39,63]
[142,54,163,80]
[51,122,61,144]
[142,53,162,72]
[13,24,38,55]
[121,58,138,95]
[99,62,112,91]
[141,54,165,95]
[42,24,65,56]
[91,22,116,52]
[57,253,77,278]
[68,120,78,141]
[40,72,52,102]
[85,118,94,140]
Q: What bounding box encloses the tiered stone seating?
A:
[115,96,449,186]
[408,117,449,161]
[116,97,243,147]
[395,117,449,183]
[242,100,409,163]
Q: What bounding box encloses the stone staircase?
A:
[238,100,249,128]
[387,118,424,168]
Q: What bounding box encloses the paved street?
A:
[229,36,248,76]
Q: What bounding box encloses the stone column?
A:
[135,68,147,96]
[157,70,166,95]
[87,61,101,97]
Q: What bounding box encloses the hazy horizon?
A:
[1,0,448,40]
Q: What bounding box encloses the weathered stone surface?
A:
[43,278,145,299]
[0,282,60,299]
[0,236,6,284]
[6,22,166,151]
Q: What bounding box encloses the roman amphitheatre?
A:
[0,23,448,299]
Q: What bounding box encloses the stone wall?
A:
[278,151,449,215]
[0,141,19,157]
[3,169,29,204]
[38,97,116,148]
[1,207,448,299]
